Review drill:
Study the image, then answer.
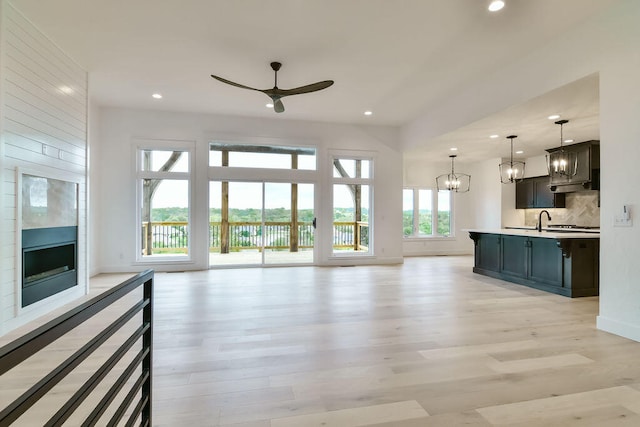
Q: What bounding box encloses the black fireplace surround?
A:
[22,226,77,307]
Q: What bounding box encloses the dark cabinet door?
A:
[533,176,553,207]
[566,240,599,291]
[516,180,534,209]
[533,176,565,209]
[528,237,563,286]
[476,234,501,272]
[515,176,565,209]
[501,235,528,277]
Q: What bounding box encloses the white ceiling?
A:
[11,0,614,162]
[405,73,600,163]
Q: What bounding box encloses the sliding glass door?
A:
[209,181,314,267]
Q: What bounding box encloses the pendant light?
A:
[436,155,470,193]
[546,119,578,177]
[499,135,526,183]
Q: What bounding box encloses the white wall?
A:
[524,156,549,178]
[0,1,5,337]
[596,1,640,339]
[0,2,88,334]
[499,168,521,228]
[469,158,504,229]
[87,97,100,277]
[94,107,404,272]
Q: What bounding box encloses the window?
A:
[332,156,373,255]
[137,147,192,260]
[403,188,452,237]
[209,142,316,170]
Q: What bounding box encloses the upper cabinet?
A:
[516,176,566,209]
[546,141,600,193]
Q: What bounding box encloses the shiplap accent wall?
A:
[0,2,88,334]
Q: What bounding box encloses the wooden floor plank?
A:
[6,256,640,426]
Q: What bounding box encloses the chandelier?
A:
[547,119,578,177]
[499,135,526,183]
[436,155,471,193]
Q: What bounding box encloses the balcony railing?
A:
[0,270,154,426]
[141,221,369,254]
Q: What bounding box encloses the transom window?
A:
[209,143,316,170]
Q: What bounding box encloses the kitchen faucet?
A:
[538,210,551,232]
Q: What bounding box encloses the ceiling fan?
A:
[211,62,334,113]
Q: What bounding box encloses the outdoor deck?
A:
[142,221,368,266]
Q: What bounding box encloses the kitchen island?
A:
[468,228,599,297]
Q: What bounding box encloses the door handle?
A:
[312,217,317,229]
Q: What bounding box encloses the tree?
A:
[333,159,364,249]
[142,151,182,255]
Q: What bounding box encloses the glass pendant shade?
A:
[436,155,470,193]
[546,119,578,177]
[499,135,526,184]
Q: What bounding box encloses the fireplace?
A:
[20,171,80,308]
[22,226,77,307]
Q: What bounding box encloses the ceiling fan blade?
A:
[211,63,333,113]
[211,75,261,92]
[275,80,334,97]
[273,98,285,113]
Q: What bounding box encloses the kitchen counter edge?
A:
[464,229,600,239]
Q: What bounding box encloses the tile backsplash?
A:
[524,191,600,227]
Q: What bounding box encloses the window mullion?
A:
[413,189,419,236]
[432,190,438,237]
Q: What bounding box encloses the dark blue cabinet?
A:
[469,232,598,297]
[516,176,566,209]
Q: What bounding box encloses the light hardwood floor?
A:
[6,255,640,426]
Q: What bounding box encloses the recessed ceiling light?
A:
[515,150,524,154]
[490,134,499,139]
[266,103,274,108]
[564,139,574,143]
[548,114,560,120]
[152,93,163,99]
[488,0,505,12]
[450,147,458,151]
[59,86,73,94]
[364,111,373,116]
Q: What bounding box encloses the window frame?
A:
[135,141,195,264]
[403,187,455,240]
[209,141,318,171]
[330,153,375,257]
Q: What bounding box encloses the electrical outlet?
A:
[42,144,48,155]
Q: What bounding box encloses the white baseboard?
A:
[320,256,404,267]
[2,285,85,337]
[597,315,640,343]
[403,250,473,257]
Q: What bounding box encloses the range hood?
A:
[546,140,600,193]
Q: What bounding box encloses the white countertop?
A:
[465,228,600,239]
